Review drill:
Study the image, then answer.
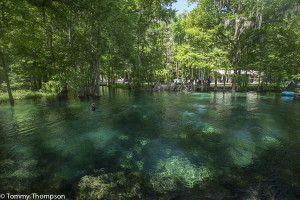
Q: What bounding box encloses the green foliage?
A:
[42,80,65,94]
[0,0,299,96]
[0,90,56,103]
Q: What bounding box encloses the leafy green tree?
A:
[189,0,265,91]
[131,0,175,82]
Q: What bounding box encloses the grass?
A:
[0,90,57,103]
[110,83,130,89]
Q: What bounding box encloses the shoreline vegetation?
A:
[0,90,57,103]
[1,82,299,104]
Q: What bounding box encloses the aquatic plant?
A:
[151,156,211,191]
[132,104,142,108]
[119,148,145,171]
[0,158,39,192]
[77,171,142,199]
[202,123,221,135]
[78,175,113,199]
[119,134,129,141]
[178,133,188,139]
[228,131,256,167]
[136,161,144,171]
[182,111,196,117]
[118,137,150,171]
[136,138,150,146]
[149,175,178,193]
[261,135,282,149]
[229,146,255,167]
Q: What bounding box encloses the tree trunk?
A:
[123,61,126,83]
[237,70,241,91]
[232,42,240,92]
[201,68,205,92]
[68,6,78,95]
[0,49,14,106]
[257,56,262,92]
[214,74,217,90]
[49,16,55,74]
[198,69,201,90]
[146,69,149,86]
[223,73,226,91]
[137,34,141,81]
[80,62,85,96]
[151,64,153,86]
[90,59,95,95]
[95,24,101,97]
[112,65,114,86]
[176,60,179,79]
[127,59,130,84]
[232,0,241,92]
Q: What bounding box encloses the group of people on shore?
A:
[185,78,211,86]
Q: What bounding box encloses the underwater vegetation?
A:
[77,171,143,200]
[0,158,39,193]
[76,155,212,199]
[76,151,300,200]
[151,156,211,190]
[228,130,256,167]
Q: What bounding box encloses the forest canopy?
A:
[0,0,299,104]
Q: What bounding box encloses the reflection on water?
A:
[1,89,300,199]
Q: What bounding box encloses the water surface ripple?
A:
[0,90,300,199]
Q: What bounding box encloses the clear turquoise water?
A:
[0,89,300,199]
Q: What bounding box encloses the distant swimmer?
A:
[91,103,97,111]
[92,103,102,112]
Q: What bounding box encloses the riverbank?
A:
[1,82,299,104]
[152,82,300,93]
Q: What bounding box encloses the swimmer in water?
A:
[91,103,96,111]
